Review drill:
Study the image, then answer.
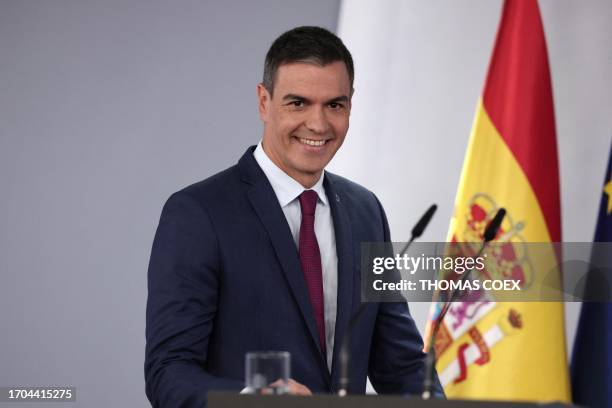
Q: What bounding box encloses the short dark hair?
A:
[263,26,354,95]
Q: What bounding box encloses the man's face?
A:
[257,61,352,187]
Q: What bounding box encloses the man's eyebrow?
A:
[281,94,349,104]
[327,95,349,104]
[282,94,310,102]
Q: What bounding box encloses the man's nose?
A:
[305,106,330,134]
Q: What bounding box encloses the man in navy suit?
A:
[145,26,441,407]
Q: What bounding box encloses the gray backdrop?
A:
[0,1,610,407]
[0,1,339,407]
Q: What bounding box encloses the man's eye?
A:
[329,102,342,109]
[291,101,304,107]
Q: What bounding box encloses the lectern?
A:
[208,393,579,408]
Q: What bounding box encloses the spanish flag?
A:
[427,0,571,401]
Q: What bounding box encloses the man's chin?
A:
[283,164,325,186]
[293,152,334,169]
[295,162,329,176]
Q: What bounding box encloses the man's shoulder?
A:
[164,163,243,214]
[175,146,258,202]
[181,165,240,197]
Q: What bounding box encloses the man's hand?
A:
[286,378,312,396]
[268,378,312,396]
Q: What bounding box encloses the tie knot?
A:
[299,190,318,216]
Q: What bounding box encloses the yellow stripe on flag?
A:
[432,101,570,401]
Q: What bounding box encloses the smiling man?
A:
[145,26,441,407]
[257,58,350,188]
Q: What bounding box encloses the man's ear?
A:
[257,83,271,121]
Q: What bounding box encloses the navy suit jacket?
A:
[145,147,442,407]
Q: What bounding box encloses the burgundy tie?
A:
[298,190,326,353]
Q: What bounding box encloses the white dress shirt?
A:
[254,141,338,372]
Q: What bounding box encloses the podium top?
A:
[208,392,578,408]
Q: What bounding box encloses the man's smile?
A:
[297,137,329,147]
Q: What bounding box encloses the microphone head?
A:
[411,204,437,239]
[484,208,506,242]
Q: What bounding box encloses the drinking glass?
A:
[244,351,290,395]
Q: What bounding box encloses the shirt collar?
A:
[253,141,328,208]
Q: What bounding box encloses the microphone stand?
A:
[338,204,437,396]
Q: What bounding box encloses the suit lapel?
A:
[239,147,326,364]
[324,174,355,386]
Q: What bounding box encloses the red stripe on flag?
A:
[483,0,561,241]
[454,343,470,384]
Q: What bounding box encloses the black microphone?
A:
[412,204,438,239]
[397,204,437,257]
[484,208,506,243]
[421,207,506,399]
[337,203,437,396]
